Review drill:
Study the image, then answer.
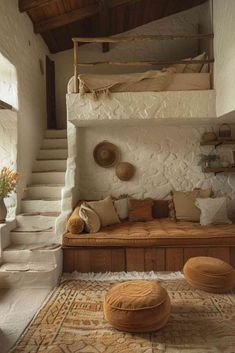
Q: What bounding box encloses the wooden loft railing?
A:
[72,33,214,93]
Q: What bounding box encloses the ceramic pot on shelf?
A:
[0,198,7,223]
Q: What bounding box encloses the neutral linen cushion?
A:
[172,188,211,222]
[195,197,231,226]
[67,205,85,234]
[183,256,235,293]
[87,196,120,227]
[104,280,171,332]
[128,199,153,222]
[114,198,128,220]
[79,203,101,233]
[184,52,206,73]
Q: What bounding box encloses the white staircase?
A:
[0,129,67,288]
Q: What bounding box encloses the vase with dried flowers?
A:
[0,167,19,223]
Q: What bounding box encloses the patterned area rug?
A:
[10,272,235,353]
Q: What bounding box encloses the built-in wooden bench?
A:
[63,219,235,272]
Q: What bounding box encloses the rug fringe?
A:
[62,271,183,282]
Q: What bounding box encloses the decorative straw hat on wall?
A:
[93,141,120,168]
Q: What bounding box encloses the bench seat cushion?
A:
[63,218,235,247]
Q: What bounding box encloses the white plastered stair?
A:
[0,129,67,288]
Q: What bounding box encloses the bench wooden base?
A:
[63,246,235,273]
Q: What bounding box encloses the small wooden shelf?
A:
[200,139,235,146]
[203,167,235,174]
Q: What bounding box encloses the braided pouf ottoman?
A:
[183,256,235,293]
[104,280,171,332]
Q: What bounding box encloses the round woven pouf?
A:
[183,256,235,293]
[104,280,171,332]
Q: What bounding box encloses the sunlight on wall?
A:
[0,53,18,109]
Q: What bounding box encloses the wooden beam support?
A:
[34,4,98,33]
[73,33,214,43]
[99,0,110,52]
[73,41,79,93]
[19,0,57,12]
[34,0,142,34]
[75,59,214,67]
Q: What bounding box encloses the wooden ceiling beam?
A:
[34,0,142,34]
[19,0,58,12]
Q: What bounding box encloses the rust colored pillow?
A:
[152,200,169,218]
[128,199,153,222]
[67,205,85,234]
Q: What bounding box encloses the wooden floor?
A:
[63,246,235,273]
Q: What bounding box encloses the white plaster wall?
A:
[77,124,235,220]
[0,0,49,207]
[214,0,235,117]
[0,110,17,219]
[54,3,211,128]
[0,53,18,108]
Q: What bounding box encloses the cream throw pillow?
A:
[195,197,231,226]
[114,198,128,220]
[87,196,120,227]
[79,203,101,233]
[172,188,212,222]
[184,52,206,73]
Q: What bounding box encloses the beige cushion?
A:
[114,198,128,220]
[79,203,101,233]
[173,58,191,73]
[195,197,231,226]
[87,196,120,227]
[184,52,206,73]
[183,256,235,293]
[172,188,211,222]
[104,280,171,332]
[67,205,85,234]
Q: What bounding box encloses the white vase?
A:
[0,198,7,223]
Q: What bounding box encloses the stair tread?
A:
[19,212,60,217]
[11,227,54,233]
[27,184,64,187]
[22,198,61,201]
[4,243,61,251]
[0,262,57,272]
[32,170,65,173]
[36,158,67,161]
[40,148,68,151]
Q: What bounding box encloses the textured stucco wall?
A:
[76,124,235,220]
[54,3,211,128]
[0,110,17,219]
[214,0,235,117]
[67,90,216,126]
[0,0,49,207]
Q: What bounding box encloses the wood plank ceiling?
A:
[19,0,208,53]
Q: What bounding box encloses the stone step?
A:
[0,262,60,288]
[2,244,61,264]
[25,184,63,199]
[10,229,57,245]
[21,199,61,213]
[45,129,67,139]
[38,148,68,160]
[33,159,67,172]
[16,212,59,231]
[42,138,67,149]
[31,171,65,184]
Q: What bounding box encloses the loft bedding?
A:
[67,52,210,98]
